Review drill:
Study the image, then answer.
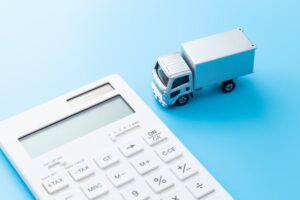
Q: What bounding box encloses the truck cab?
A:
[152,53,193,106]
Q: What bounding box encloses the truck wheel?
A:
[221,80,235,93]
[176,95,189,106]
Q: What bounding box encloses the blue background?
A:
[0,1,299,199]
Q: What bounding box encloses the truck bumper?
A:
[151,82,168,107]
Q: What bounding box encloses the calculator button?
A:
[170,159,198,181]
[155,143,182,163]
[106,166,134,187]
[55,190,85,200]
[186,178,215,199]
[131,154,159,175]
[118,140,144,157]
[68,162,94,181]
[94,151,119,169]
[161,189,194,200]
[143,129,167,146]
[146,170,175,193]
[81,179,109,199]
[42,173,69,194]
[121,183,150,200]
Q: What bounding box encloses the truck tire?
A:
[175,95,189,106]
[221,80,235,93]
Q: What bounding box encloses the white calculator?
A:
[0,75,233,200]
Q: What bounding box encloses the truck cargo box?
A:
[182,28,256,89]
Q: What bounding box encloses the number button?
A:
[106,166,134,187]
[170,159,198,181]
[42,173,69,194]
[121,183,150,200]
[143,129,167,146]
[68,161,94,181]
[81,179,109,199]
[131,154,159,175]
[118,139,144,157]
[146,170,175,193]
[186,178,215,199]
[155,143,182,163]
[94,151,119,169]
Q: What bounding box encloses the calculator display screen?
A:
[19,95,134,158]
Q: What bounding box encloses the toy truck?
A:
[152,28,256,106]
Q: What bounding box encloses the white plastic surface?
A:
[0,74,234,200]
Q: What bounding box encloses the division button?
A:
[106,166,134,187]
[155,143,182,163]
[186,177,215,199]
[42,173,69,194]
[142,129,167,146]
[81,179,109,200]
[145,170,175,193]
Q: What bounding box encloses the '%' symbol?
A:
[154,176,166,185]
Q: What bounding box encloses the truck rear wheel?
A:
[221,80,235,93]
[175,95,189,106]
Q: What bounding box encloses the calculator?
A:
[0,74,233,200]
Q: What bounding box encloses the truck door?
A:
[169,75,191,100]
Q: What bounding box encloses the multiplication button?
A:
[42,173,69,194]
[142,129,167,146]
[146,170,175,193]
[186,177,215,199]
[161,188,194,200]
[81,179,109,199]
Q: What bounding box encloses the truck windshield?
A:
[156,63,169,87]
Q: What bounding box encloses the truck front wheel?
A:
[175,95,189,106]
[221,80,235,93]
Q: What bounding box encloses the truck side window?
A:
[170,90,180,98]
[172,76,189,89]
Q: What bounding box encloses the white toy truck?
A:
[152,28,256,106]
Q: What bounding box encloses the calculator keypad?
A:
[41,129,219,199]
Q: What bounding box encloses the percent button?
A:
[146,170,174,193]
